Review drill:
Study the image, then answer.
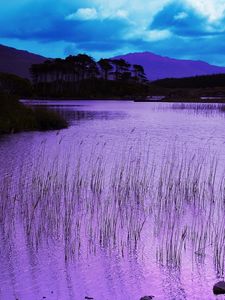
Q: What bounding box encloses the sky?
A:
[0,0,225,65]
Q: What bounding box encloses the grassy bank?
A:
[0,93,68,134]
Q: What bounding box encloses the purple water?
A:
[1,101,225,300]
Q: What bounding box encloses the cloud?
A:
[65,7,129,22]
[145,29,172,41]
[186,0,225,22]
[150,2,225,37]
[1,0,225,65]
[66,8,98,21]
[174,12,188,20]
[128,29,172,42]
[114,9,129,19]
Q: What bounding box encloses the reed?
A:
[0,137,225,276]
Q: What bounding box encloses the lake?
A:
[1,100,225,300]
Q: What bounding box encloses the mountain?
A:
[113,52,225,81]
[0,44,47,79]
[1,44,225,82]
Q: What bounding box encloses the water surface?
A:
[1,101,225,300]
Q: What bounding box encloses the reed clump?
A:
[0,138,225,276]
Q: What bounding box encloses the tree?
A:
[30,53,149,98]
[132,64,147,83]
[98,59,113,80]
[111,59,131,81]
[71,54,98,81]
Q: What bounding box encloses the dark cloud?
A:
[0,1,130,53]
[150,2,223,37]
[0,0,97,40]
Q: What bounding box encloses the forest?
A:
[30,54,149,98]
[2,55,225,102]
[152,73,225,89]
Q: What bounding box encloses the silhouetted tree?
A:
[133,64,147,83]
[98,59,113,80]
[30,53,149,98]
[111,59,131,80]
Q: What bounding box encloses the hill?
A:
[113,52,225,81]
[2,44,225,82]
[0,44,47,79]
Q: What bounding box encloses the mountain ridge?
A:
[112,52,225,80]
[1,44,225,81]
[0,44,47,79]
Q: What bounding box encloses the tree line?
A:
[153,74,225,89]
[30,54,149,98]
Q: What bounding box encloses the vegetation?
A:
[149,74,225,102]
[1,137,225,276]
[0,93,68,134]
[152,73,225,89]
[30,54,149,99]
[0,70,68,134]
[0,72,33,97]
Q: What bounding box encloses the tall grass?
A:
[0,93,68,134]
[0,138,225,276]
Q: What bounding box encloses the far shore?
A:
[21,97,225,104]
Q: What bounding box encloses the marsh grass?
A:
[0,138,225,276]
[0,93,68,134]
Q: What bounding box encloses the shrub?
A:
[0,93,68,134]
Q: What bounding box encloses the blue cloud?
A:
[0,0,130,52]
[150,3,223,37]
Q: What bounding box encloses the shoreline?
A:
[22,97,225,104]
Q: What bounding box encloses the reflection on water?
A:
[58,109,127,123]
[22,100,128,123]
[1,100,225,300]
[156,102,225,117]
[171,103,225,115]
